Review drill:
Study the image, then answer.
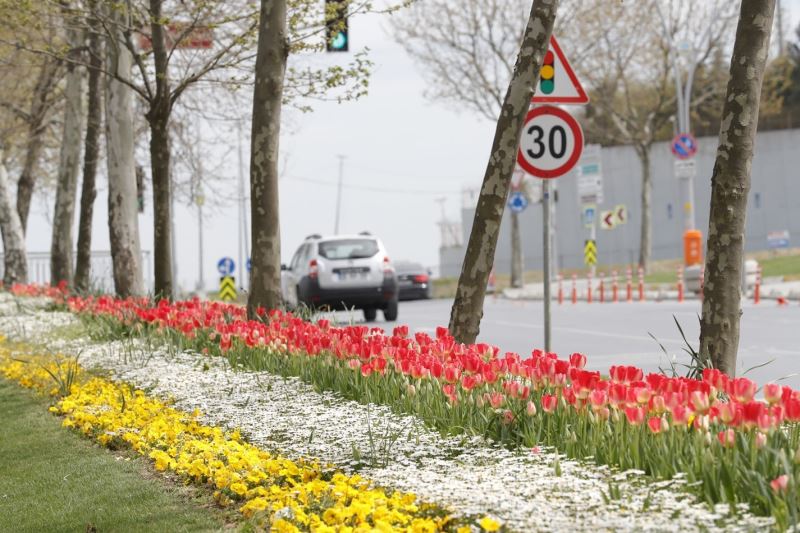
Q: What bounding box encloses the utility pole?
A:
[237,121,248,291]
[196,192,205,293]
[334,155,346,234]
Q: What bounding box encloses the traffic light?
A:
[325,0,348,52]
[540,50,555,94]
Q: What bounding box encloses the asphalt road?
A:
[329,298,800,389]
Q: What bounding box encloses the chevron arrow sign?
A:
[219,276,237,301]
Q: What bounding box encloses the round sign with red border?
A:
[517,106,584,178]
[670,133,698,160]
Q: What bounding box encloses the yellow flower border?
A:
[0,342,500,532]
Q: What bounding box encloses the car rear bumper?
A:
[298,276,398,309]
[398,284,430,300]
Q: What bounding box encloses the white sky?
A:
[19,0,800,292]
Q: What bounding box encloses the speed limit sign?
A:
[517,105,584,179]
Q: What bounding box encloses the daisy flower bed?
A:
[1,287,799,530]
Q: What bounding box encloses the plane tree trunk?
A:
[105,0,144,297]
[0,152,27,286]
[635,143,652,273]
[448,0,559,344]
[74,1,103,293]
[50,12,85,287]
[699,0,775,375]
[510,211,524,288]
[246,0,288,317]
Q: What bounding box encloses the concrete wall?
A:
[440,128,800,277]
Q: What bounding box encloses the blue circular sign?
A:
[217,257,235,276]
[508,191,529,213]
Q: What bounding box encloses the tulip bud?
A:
[755,432,767,449]
[526,401,537,416]
[794,447,800,465]
[406,384,416,397]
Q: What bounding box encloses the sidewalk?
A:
[502,278,800,302]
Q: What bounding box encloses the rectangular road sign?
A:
[674,159,696,180]
[768,230,790,249]
[582,204,596,228]
[577,144,603,204]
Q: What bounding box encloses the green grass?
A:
[0,379,229,533]
[759,253,800,281]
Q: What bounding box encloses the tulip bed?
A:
[0,344,492,533]
[5,284,800,529]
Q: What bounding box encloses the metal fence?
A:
[0,250,153,292]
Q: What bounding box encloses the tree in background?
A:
[74,0,103,293]
[700,0,776,375]
[50,2,86,287]
[391,0,599,288]
[580,0,736,273]
[447,0,559,345]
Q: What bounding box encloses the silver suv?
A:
[281,233,399,322]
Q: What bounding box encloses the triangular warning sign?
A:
[532,35,589,105]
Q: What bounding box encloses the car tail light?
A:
[413,274,429,283]
[309,259,318,279]
[383,256,393,275]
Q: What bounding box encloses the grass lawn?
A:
[0,379,229,533]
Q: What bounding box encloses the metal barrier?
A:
[0,251,153,292]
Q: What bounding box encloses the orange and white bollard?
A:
[677,265,684,303]
[558,274,564,305]
[626,267,633,302]
[571,274,577,304]
[754,266,761,304]
[612,270,619,303]
[638,267,645,302]
[587,271,593,303]
[599,272,605,303]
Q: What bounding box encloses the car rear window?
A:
[318,239,379,260]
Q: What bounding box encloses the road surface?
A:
[328,298,800,389]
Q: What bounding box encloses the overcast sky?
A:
[20,0,800,292]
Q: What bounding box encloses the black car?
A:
[395,261,433,301]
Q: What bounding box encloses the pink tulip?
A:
[764,383,782,405]
[624,406,645,426]
[541,394,558,414]
[526,401,537,416]
[770,474,789,493]
[717,429,736,449]
[730,377,757,403]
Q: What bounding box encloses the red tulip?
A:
[569,352,587,369]
[589,389,607,411]
[730,377,757,403]
[647,416,664,434]
[624,406,645,425]
[541,394,558,413]
[764,383,782,405]
[770,474,789,493]
[717,429,736,448]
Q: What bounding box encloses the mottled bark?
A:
[147,0,174,299]
[510,211,524,288]
[16,58,60,232]
[0,154,27,286]
[247,0,287,317]
[700,0,775,375]
[75,2,103,293]
[50,14,85,288]
[448,0,559,344]
[636,144,652,273]
[105,1,144,297]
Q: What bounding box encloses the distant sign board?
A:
[674,159,696,180]
[671,133,698,160]
[768,230,790,249]
[582,204,596,229]
[508,191,529,213]
[577,144,603,204]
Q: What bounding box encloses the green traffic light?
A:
[540,78,554,94]
[332,31,347,50]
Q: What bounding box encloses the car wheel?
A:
[363,307,377,322]
[382,300,398,322]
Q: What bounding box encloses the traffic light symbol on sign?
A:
[219,276,237,301]
[540,50,555,95]
[326,0,348,52]
[584,240,597,266]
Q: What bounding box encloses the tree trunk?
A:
[16,58,60,232]
[74,2,103,293]
[448,0,559,344]
[0,153,27,286]
[105,1,144,297]
[510,210,524,288]
[246,0,288,317]
[148,0,174,299]
[50,18,85,287]
[636,143,652,273]
[700,0,775,376]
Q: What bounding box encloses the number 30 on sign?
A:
[517,105,584,179]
